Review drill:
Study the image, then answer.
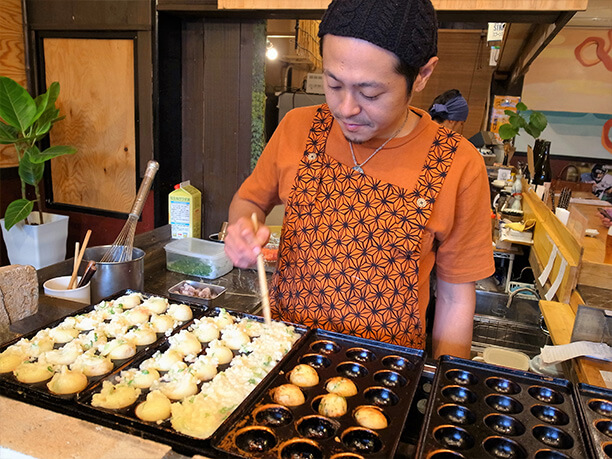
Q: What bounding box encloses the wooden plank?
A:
[540,300,574,345]
[0,0,26,168]
[43,38,136,213]
[218,0,588,11]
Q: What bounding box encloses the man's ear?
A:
[413,56,438,93]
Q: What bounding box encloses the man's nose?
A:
[337,92,361,118]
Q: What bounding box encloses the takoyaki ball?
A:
[135,390,172,422]
[152,349,184,372]
[354,406,388,429]
[241,319,264,337]
[189,356,218,382]
[74,316,98,331]
[123,306,150,326]
[221,327,250,350]
[142,296,169,314]
[70,351,114,377]
[191,319,220,343]
[325,376,358,397]
[76,329,107,351]
[13,361,54,384]
[92,381,141,410]
[214,309,234,328]
[124,326,158,346]
[318,393,347,417]
[272,384,305,407]
[39,342,82,366]
[101,339,136,360]
[150,314,176,334]
[289,364,319,387]
[205,341,233,365]
[167,303,193,322]
[169,330,202,356]
[47,367,88,395]
[114,292,142,309]
[0,348,25,373]
[49,326,79,343]
[155,376,199,401]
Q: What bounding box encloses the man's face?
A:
[322,35,412,144]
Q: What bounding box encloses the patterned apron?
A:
[270,105,458,349]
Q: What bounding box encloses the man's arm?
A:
[431,278,476,359]
[224,193,270,268]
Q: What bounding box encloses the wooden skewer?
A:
[68,229,92,289]
[251,213,271,325]
[73,242,80,275]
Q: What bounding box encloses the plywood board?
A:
[43,38,136,213]
[0,0,26,168]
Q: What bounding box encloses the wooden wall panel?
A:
[43,38,136,213]
[411,30,494,139]
[0,0,27,167]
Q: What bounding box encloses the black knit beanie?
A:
[318,0,438,69]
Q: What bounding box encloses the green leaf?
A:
[499,124,519,140]
[0,121,18,144]
[3,199,34,230]
[32,91,50,125]
[0,76,36,131]
[524,124,540,139]
[18,150,45,186]
[530,111,548,133]
[508,113,526,128]
[30,145,77,163]
[516,101,528,112]
[503,109,516,117]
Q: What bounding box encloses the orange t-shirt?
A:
[238,105,495,320]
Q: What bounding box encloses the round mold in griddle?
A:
[253,404,293,427]
[278,438,323,459]
[445,369,478,386]
[296,415,339,440]
[485,394,523,414]
[330,453,365,459]
[425,451,466,458]
[484,413,526,436]
[532,425,574,449]
[441,385,477,404]
[530,405,570,426]
[596,419,612,438]
[381,355,414,372]
[534,450,572,459]
[437,404,476,426]
[341,427,383,454]
[485,376,521,395]
[299,353,331,369]
[373,370,407,388]
[589,398,612,417]
[310,340,341,355]
[336,361,368,379]
[346,347,375,363]
[432,425,475,451]
[482,436,528,458]
[603,442,612,457]
[528,386,564,404]
[364,386,399,407]
[234,426,277,454]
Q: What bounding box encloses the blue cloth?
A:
[429,95,469,121]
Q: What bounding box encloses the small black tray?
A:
[415,355,589,458]
[0,290,205,405]
[575,383,612,459]
[211,328,426,458]
[75,307,308,457]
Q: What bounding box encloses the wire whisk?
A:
[101,160,159,263]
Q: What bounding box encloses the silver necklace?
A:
[349,111,409,174]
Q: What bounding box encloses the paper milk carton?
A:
[169,181,201,239]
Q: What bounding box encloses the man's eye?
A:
[362,93,379,100]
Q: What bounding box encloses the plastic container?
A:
[164,237,233,279]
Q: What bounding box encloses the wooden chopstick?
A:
[68,229,92,289]
[251,213,271,325]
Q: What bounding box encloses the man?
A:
[225,0,494,358]
[428,89,469,133]
[581,164,612,202]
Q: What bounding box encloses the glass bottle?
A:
[533,141,552,185]
[531,139,544,184]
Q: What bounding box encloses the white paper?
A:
[544,257,567,301]
[541,341,612,365]
[538,244,558,286]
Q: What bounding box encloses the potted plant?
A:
[0,76,77,268]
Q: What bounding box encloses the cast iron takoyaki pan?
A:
[575,383,612,459]
[415,354,588,459]
[211,328,426,458]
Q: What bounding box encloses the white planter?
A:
[1,213,69,269]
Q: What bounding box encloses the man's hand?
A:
[225,193,271,268]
